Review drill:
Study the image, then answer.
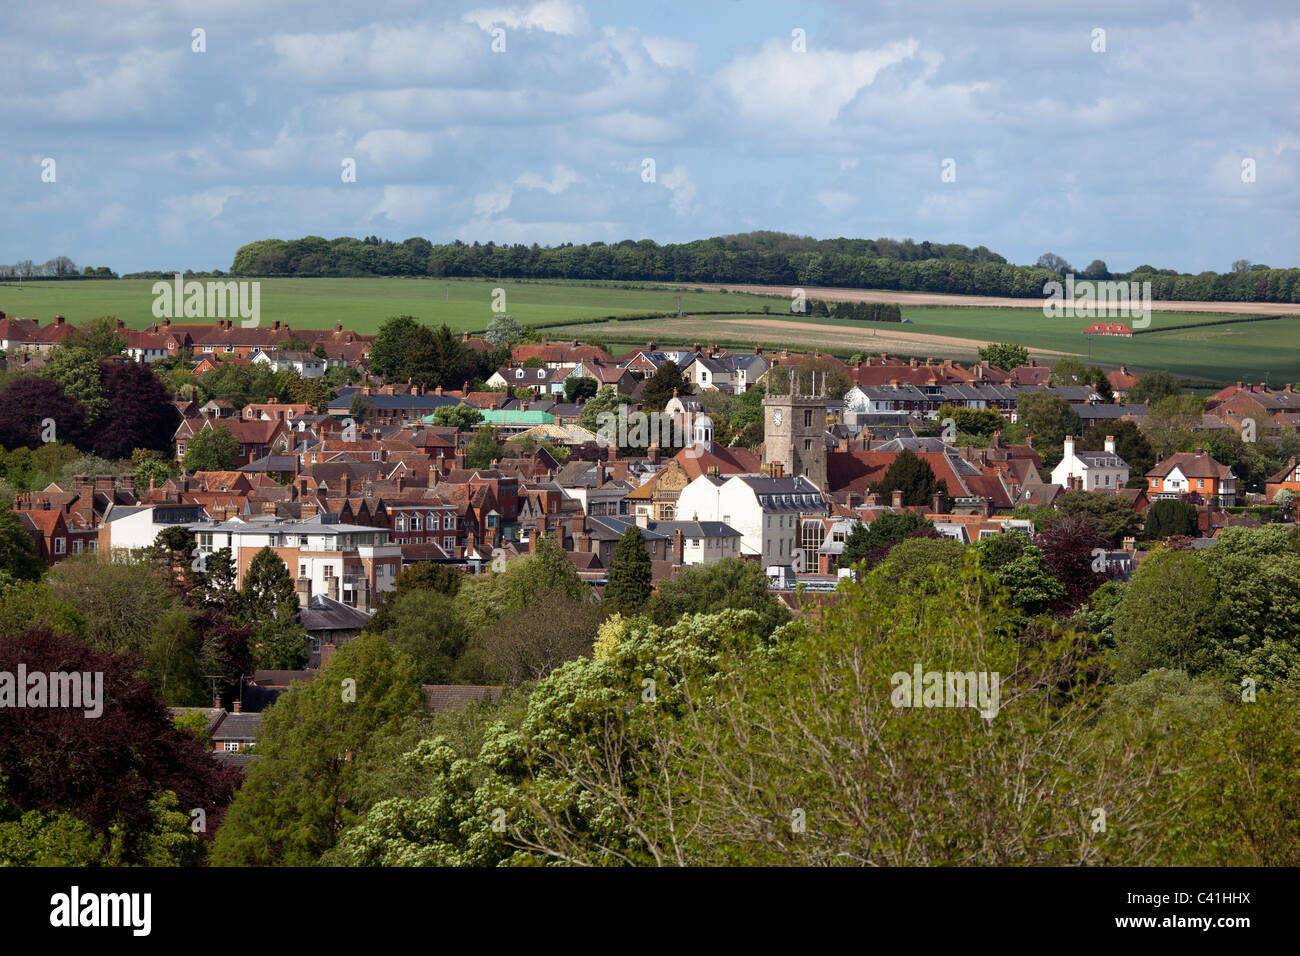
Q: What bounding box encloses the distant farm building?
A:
[1082,322,1133,337]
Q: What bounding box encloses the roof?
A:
[420,684,503,714]
[300,593,373,631]
[1147,452,1234,480]
[211,712,263,742]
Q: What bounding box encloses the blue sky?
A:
[3,0,1297,274]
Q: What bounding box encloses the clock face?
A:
[773,410,783,426]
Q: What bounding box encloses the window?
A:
[395,516,406,531]
[54,538,66,555]
[690,539,700,547]
[410,516,422,532]
[804,409,813,427]
[224,742,241,752]
[429,514,440,530]
[89,541,97,553]
[444,536,455,551]
[72,540,82,554]
[324,564,334,578]
[299,563,307,577]
[515,369,524,379]
[445,516,455,529]
[804,439,813,451]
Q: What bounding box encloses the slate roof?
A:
[420,684,503,714]
[212,712,262,742]
[300,594,373,632]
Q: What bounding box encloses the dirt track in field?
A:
[586,316,1077,358]
[667,282,1300,315]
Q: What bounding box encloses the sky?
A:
[3,0,1297,275]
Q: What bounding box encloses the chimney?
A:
[1123,536,1136,554]
[1062,435,1075,462]
[673,528,685,567]
[1026,434,1034,450]
[891,489,903,509]
[1029,359,1037,367]
[866,492,880,507]
[55,315,65,325]
[396,475,405,494]
[1104,435,1116,454]
[320,642,337,671]
[296,575,312,609]
[357,577,371,613]
[932,490,946,514]
[326,573,339,602]
[232,699,242,714]
[981,497,993,518]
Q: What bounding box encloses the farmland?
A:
[0,277,782,335]
[2,277,1297,384]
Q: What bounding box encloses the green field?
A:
[2,278,1297,383]
[0,278,783,334]
[539,306,1300,384]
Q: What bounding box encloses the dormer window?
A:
[516,369,523,378]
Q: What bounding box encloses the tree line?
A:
[226,233,1300,303]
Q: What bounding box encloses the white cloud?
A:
[356,129,436,167]
[463,0,590,36]
[816,190,856,213]
[718,37,918,131]
[49,49,183,120]
[474,185,514,217]
[515,164,580,194]
[661,164,696,215]
[158,188,240,241]
[372,185,442,224]
[88,202,128,231]
[642,35,697,70]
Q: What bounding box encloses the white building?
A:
[1051,435,1129,492]
[251,349,326,379]
[101,503,209,553]
[675,473,827,566]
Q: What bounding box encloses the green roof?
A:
[422,409,555,426]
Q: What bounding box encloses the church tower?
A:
[762,368,827,490]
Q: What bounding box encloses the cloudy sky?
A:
[3,0,1297,274]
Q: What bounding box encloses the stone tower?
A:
[762,367,827,490]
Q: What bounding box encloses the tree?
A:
[1035,513,1108,613]
[209,633,419,866]
[1049,358,1088,387]
[0,508,43,582]
[484,314,525,347]
[871,448,946,506]
[1083,259,1109,280]
[579,385,623,432]
[604,527,653,616]
[977,343,1029,371]
[0,627,241,849]
[369,315,421,380]
[348,392,374,424]
[465,425,502,469]
[1052,490,1143,546]
[0,376,86,451]
[41,347,106,425]
[377,589,470,684]
[971,531,1065,615]
[475,592,603,684]
[564,376,599,404]
[645,557,789,637]
[640,362,693,413]
[95,361,183,460]
[1035,253,1073,274]
[1145,499,1198,539]
[430,404,484,430]
[1111,548,1219,682]
[182,424,238,472]
[133,453,180,492]
[1127,370,1180,405]
[1231,259,1252,274]
[237,546,297,623]
[1016,392,1081,466]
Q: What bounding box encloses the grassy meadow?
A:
[2,278,1297,383]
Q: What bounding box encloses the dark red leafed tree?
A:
[92,361,180,459]
[1036,513,1108,614]
[0,628,242,835]
[0,376,87,451]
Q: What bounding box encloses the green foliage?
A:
[430,404,484,430]
[465,425,503,469]
[1016,392,1082,467]
[870,448,946,506]
[484,314,525,347]
[640,362,693,413]
[1110,548,1220,682]
[377,590,470,684]
[603,527,652,616]
[971,531,1065,615]
[645,557,789,637]
[238,546,297,622]
[1144,498,1199,539]
[977,342,1029,370]
[0,508,43,582]
[1128,369,1180,405]
[210,633,420,866]
[182,424,238,472]
[1049,490,1143,547]
[564,376,599,403]
[840,511,930,570]
[41,346,106,424]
